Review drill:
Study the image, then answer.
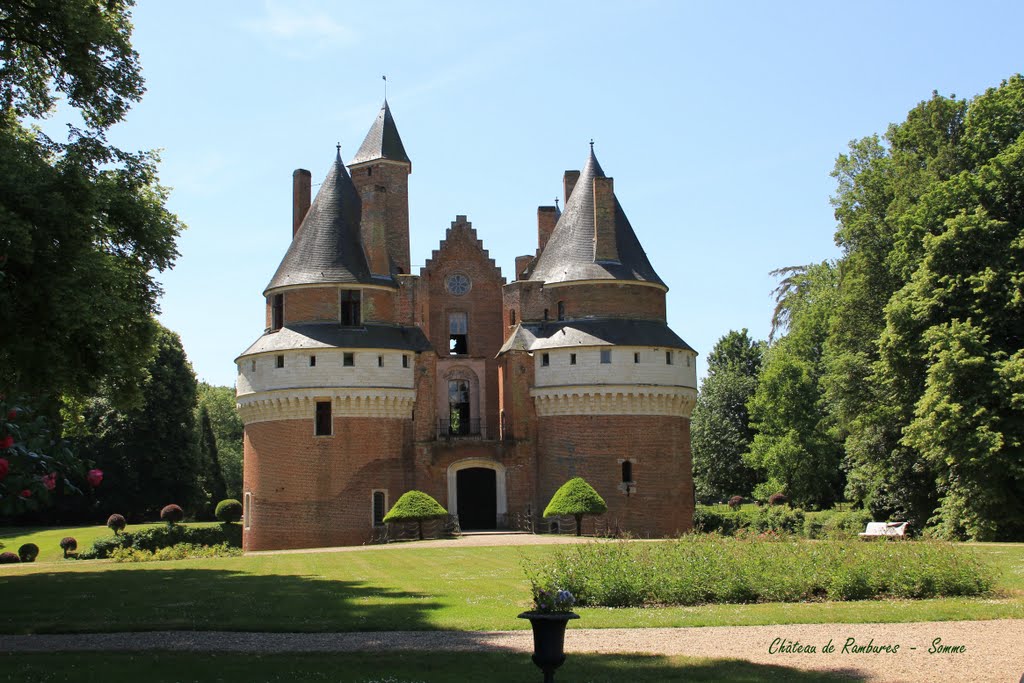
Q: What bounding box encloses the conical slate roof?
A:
[349,100,410,166]
[529,149,664,287]
[265,151,381,293]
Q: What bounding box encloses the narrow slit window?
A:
[402,354,410,368]
[449,312,468,355]
[666,351,673,365]
[244,492,252,530]
[343,352,355,367]
[310,355,317,367]
[622,461,633,483]
[378,355,383,367]
[275,355,284,369]
[570,353,576,365]
[315,400,332,436]
[634,352,640,364]
[510,310,517,326]
[340,290,362,326]
[543,308,549,321]
[600,350,612,364]
[541,353,550,367]
[557,301,565,321]
[372,491,387,526]
[271,294,284,331]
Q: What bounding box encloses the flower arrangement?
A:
[531,587,576,614]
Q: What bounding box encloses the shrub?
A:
[110,542,242,563]
[106,513,127,535]
[0,551,20,563]
[17,543,39,562]
[383,490,449,540]
[728,495,743,510]
[215,499,243,524]
[59,537,77,558]
[79,524,243,560]
[160,504,184,526]
[768,493,788,506]
[804,509,874,539]
[543,477,608,537]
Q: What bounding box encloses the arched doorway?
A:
[447,459,507,530]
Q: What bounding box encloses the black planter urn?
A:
[518,610,580,682]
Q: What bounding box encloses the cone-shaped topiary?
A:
[215,499,243,524]
[543,477,608,536]
[382,490,448,540]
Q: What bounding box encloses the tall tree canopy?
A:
[196,383,244,500]
[691,329,764,502]
[0,0,183,407]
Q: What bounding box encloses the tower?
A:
[235,104,428,551]
[500,147,698,536]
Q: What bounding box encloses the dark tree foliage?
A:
[73,325,203,520]
[196,384,244,499]
[0,0,183,407]
[691,329,764,502]
[197,405,228,517]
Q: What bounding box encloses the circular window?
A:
[446,273,472,296]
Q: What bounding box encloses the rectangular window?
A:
[622,461,633,483]
[310,355,316,367]
[600,350,612,364]
[510,310,517,326]
[557,301,565,321]
[244,492,252,530]
[666,351,673,365]
[251,360,256,372]
[271,294,284,331]
[372,491,387,526]
[275,355,284,369]
[340,290,362,326]
[403,354,410,368]
[378,355,383,367]
[541,353,550,367]
[634,352,640,364]
[570,353,576,365]
[315,400,332,436]
[449,312,468,355]
[343,352,355,367]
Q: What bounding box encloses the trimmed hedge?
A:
[694,505,806,536]
[79,524,242,560]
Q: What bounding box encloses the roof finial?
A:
[336,141,341,157]
[383,74,387,102]
[589,138,594,151]
[554,197,560,210]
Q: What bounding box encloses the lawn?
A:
[0,652,856,683]
[0,529,1020,634]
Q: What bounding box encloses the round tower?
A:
[236,103,425,551]
[501,147,698,537]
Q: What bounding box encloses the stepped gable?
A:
[528,148,664,287]
[265,150,385,293]
[349,100,411,166]
[420,215,504,281]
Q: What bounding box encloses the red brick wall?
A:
[362,288,396,323]
[535,414,693,537]
[282,287,338,324]
[243,417,411,551]
[351,162,411,275]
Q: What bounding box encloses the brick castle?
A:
[235,102,698,550]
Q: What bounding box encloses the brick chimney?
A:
[593,176,619,262]
[515,255,534,281]
[292,169,311,237]
[563,170,580,205]
[360,184,390,276]
[537,206,558,252]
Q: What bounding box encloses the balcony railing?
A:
[438,418,481,439]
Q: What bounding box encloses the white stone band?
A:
[237,388,415,424]
[531,384,696,417]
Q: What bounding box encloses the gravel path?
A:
[4,620,1022,682]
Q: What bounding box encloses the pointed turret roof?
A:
[265,151,382,293]
[349,100,410,166]
[528,148,664,287]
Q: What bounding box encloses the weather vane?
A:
[383,74,387,101]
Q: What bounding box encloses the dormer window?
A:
[341,290,361,326]
[271,294,283,331]
[449,312,468,355]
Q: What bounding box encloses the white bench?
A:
[858,521,909,539]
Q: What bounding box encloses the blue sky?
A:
[87,1,1024,387]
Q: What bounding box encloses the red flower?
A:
[0,458,8,481]
[86,469,103,487]
[6,409,16,421]
[20,489,31,498]
[42,472,57,491]
[0,435,13,450]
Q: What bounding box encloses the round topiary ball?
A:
[0,551,20,564]
[59,537,77,558]
[768,493,788,507]
[728,495,744,510]
[18,543,39,562]
[160,504,184,526]
[215,499,243,524]
[106,513,127,535]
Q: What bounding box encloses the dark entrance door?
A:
[457,467,497,530]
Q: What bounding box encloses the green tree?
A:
[691,329,764,502]
[0,0,183,408]
[196,406,228,518]
[73,324,203,519]
[196,383,244,499]
[383,490,449,540]
[543,477,608,536]
[746,262,843,509]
